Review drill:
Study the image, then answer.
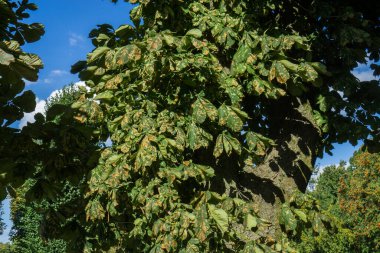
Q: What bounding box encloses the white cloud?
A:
[43,78,52,84]
[69,33,84,46]
[50,69,68,77]
[18,98,46,128]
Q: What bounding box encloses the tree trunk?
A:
[241,97,322,239]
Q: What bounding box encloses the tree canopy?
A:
[0,0,379,252]
[0,0,44,199]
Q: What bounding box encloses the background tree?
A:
[0,242,13,253]
[311,162,347,215]
[9,84,85,253]
[9,81,102,253]
[297,150,380,252]
[338,151,380,252]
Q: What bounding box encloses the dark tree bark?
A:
[243,97,322,238]
[203,96,322,239]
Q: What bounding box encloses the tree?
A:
[6,0,380,252]
[0,242,13,253]
[338,151,380,252]
[9,84,86,253]
[0,0,44,198]
[311,162,347,214]
[299,151,380,252]
[62,0,380,251]
[9,81,102,252]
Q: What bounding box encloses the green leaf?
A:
[213,134,224,158]
[310,62,331,76]
[19,53,43,69]
[0,48,15,65]
[163,34,175,46]
[192,97,218,124]
[115,24,135,38]
[186,29,202,38]
[94,90,114,100]
[317,95,327,112]
[244,213,258,230]
[312,214,325,234]
[269,61,290,84]
[187,123,213,150]
[299,63,318,82]
[207,204,229,233]
[88,47,110,63]
[233,44,251,64]
[293,209,307,223]
[246,132,274,156]
[280,205,297,231]
[114,44,141,66]
[218,104,244,132]
[13,90,36,113]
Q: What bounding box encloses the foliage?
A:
[48,0,380,251]
[45,83,82,110]
[338,151,380,252]
[9,83,99,253]
[0,242,14,253]
[10,190,67,253]
[2,0,379,252]
[298,151,380,252]
[0,0,43,199]
[311,162,347,215]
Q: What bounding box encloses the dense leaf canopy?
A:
[0,0,43,199]
[0,0,379,252]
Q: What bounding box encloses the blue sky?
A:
[0,0,375,243]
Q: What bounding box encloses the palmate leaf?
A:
[0,47,15,65]
[298,63,318,82]
[213,132,241,158]
[186,29,202,38]
[187,122,213,150]
[113,44,141,66]
[88,46,110,63]
[246,132,275,156]
[207,204,229,233]
[218,104,246,132]
[220,78,244,105]
[192,97,218,124]
[233,44,251,64]
[13,90,36,113]
[280,204,297,232]
[135,134,157,170]
[269,61,290,84]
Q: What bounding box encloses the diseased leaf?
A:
[218,105,244,132]
[280,205,297,232]
[207,204,229,233]
[186,29,202,38]
[94,90,114,100]
[192,97,218,123]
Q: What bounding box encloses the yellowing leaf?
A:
[192,97,218,124]
[207,204,229,233]
[269,61,290,84]
[186,29,202,38]
[218,105,244,132]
